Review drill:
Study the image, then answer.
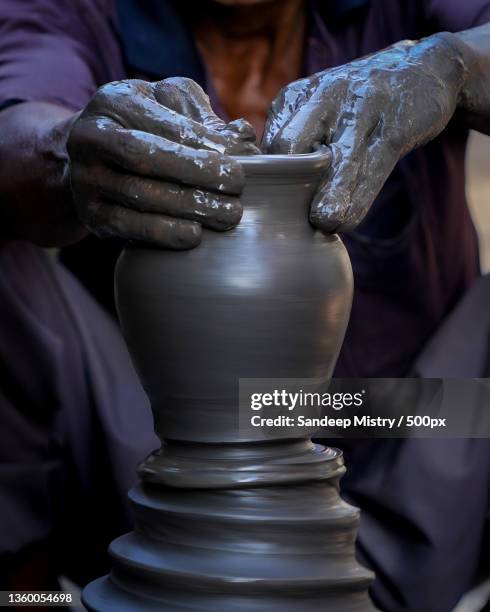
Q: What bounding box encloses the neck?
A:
[189,0,306,139]
[194,0,305,37]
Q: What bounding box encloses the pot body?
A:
[115,151,353,443]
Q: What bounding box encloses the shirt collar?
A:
[333,0,369,16]
[115,0,205,84]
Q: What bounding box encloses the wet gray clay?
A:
[82,150,376,611]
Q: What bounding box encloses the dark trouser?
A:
[0,242,157,587]
[0,241,488,610]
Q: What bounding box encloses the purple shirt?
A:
[0,0,489,377]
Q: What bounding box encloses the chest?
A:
[194,28,305,141]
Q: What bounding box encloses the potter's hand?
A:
[262,33,468,232]
[67,78,259,248]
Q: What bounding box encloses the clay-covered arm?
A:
[455,23,490,134]
[0,102,80,246]
[262,24,490,232]
[0,78,258,248]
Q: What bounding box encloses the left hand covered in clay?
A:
[262,33,469,232]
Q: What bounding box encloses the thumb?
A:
[261,76,324,153]
[310,136,399,233]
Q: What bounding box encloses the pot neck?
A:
[234,150,331,228]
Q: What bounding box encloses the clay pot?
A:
[83,151,375,611]
[115,150,353,444]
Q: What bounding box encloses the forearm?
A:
[0,102,87,246]
[453,23,490,134]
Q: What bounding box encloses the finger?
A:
[79,199,202,249]
[310,118,399,232]
[225,119,257,144]
[154,77,229,131]
[74,164,242,231]
[339,135,399,231]
[154,78,258,153]
[97,80,255,155]
[261,76,321,152]
[266,83,346,155]
[217,120,259,155]
[72,117,245,195]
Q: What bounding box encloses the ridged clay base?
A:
[83,440,376,611]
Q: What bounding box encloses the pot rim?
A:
[232,147,331,176]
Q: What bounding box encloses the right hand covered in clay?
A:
[67,77,259,249]
[262,34,469,233]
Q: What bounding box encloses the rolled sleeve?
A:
[0,0,122,111]
[425,0,490,31]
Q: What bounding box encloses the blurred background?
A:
[455,130,490,612]
[467,131,490,272]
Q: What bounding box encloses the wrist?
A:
[37,112,77,196]
[36,111,87,244]
[427,32,475,112]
